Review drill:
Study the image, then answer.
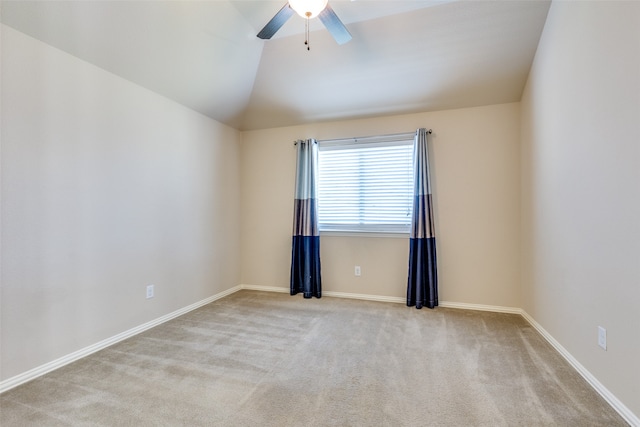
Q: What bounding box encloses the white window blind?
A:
[318,134,414,234]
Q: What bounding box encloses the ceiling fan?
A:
[257,0,352,47]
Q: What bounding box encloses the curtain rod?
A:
[319,129,432,144]
[294,129,432,146]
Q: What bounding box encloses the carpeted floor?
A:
[0,290,627,426]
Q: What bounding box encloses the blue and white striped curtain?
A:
[290,139,322,298]
[407,128,438,309]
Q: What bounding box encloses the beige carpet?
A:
[0,290,627,426]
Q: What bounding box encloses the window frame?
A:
[317,132,415,236]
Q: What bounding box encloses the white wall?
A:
[240,103,521,308]
[520,1,640,418]
[0,25,241,381]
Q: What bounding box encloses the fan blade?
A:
[318,4,352,45]
[257,3,295,39]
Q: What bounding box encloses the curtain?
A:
[290,139,322,298]
[407,128,438,309]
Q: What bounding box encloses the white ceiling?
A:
[1,0,551,131]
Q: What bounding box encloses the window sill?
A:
[320,230,410,239]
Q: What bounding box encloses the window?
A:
[318,133,414,234]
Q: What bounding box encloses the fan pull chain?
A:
[305,12,311,51]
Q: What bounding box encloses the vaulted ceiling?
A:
[1,0,551,131]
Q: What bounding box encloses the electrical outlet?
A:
[146,284,155,299]
[598,326,606,350]
[355,266,361,276]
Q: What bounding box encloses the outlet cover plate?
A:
[598,326,606,350]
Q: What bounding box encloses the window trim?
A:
[317,132,415,236]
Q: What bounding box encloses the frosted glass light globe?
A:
[289,0,329,19]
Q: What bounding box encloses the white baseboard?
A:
[239,284,406,304]
[323,290,405,304]
[239,284,521,312]
[439,300,522,314]
[520,310,639,427]
[0,285,242,394]
[240,284,289,294]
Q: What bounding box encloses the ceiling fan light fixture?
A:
[288,0,328,19]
